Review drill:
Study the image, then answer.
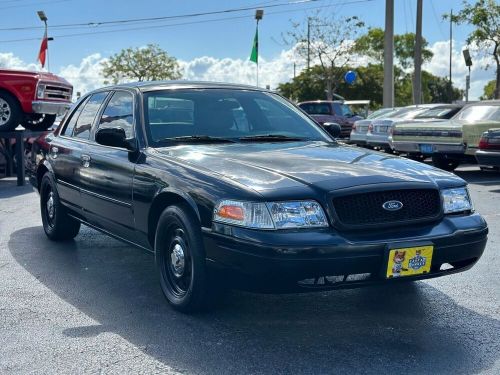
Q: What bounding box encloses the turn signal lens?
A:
[218,205,244,221]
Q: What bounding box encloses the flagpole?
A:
[254,10,263,87]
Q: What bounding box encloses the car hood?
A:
[153,142,464,194]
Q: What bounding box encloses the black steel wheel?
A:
[155,203,222,312]
[40,173,81,241]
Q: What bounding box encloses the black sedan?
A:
[29,82,488,312]
[476,128,500,169]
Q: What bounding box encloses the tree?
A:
[285,13,365,100]
[354,27,434,69]
[480,80,496,99]
[101,44,181,84]
[445,0,500,99]
[277,64,463,107]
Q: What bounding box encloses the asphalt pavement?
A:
[0,166,499,374]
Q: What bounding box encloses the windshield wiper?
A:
[159,135,237,143]
[239,134,307,142]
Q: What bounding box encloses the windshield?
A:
[144,89,332,145]
[367,108,395,119]
[454,105,500,122]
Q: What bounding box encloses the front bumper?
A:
[203,214,488,292]
[475,150,500,168]
[32,101,71,116]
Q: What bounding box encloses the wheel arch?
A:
[0,87,23,110]
[36,160,54,191]
[148,189,201,250]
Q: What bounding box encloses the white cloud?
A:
[0,52,38,71]
[57,53,107,96]
[423,40,496,100]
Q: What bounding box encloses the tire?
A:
[155,204,222,312]
[40,173,81,241]
[432,155,460,172]
[0,91,22,132]
[23,114,56,131]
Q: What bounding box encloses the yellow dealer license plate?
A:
[386,245,433,278]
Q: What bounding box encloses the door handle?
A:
[81,154,91,168]
[50,146,58,159]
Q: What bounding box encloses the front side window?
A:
[97,91,134,138]
[333,103,354,117]
[143,89,331,145]
[73,92,109,139]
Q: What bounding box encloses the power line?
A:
[0,0,321,31]
[0,0,72,10]
[0,0,376,43]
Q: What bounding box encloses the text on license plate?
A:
[386,245,433,278]
[419,144,434,153]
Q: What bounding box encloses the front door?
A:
[80,90,136,240]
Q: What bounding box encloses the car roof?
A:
[298,100,345,104]
[94,80,271,93]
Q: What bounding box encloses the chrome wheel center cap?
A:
[47,193,55,219]
[170,243,185,277]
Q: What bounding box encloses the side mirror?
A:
[322,122,342,138]
[95,127,135,150]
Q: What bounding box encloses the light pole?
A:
[255,9,263,87]
[463,49,472,103]
[37,10,50,72]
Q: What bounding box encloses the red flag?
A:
[38,30,48,68]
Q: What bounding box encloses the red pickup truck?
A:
[0,69,73,132]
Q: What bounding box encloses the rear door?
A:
[80,90,137,240]
[52,92,109,215]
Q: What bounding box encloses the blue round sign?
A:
[344,70,357,84]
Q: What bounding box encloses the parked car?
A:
[366,104,462,152]
[392,101,500,171]
[298,100,363,138]
[0,68,72,132]
[475,128,500,170]
[350,107,402,147]
[29,82,488,312]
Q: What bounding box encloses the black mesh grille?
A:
[332,189,441,226]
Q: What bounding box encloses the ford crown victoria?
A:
[29,82,488,312]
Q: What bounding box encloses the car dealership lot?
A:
[1,167,499,374]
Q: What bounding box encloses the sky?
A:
[0,0,495,100]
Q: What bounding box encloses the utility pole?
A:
[383,0,394,108]
[413,0,423,105]
[307,17,311,70]
[449,9,453,103]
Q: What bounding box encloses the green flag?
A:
[250,27,258,63]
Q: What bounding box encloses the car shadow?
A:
[8,226,500,374]
[455,169,500,185]
[0,178,33,198]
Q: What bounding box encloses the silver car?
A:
[366,104,461,152]
[350,107,400,146]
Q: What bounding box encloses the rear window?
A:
[455,105,500,122]
[299,103,331,115]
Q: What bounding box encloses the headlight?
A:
[36,84,45,99]
[213,200,328,229]
[441,187,473,214]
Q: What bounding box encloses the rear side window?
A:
[97,91,134,138]
[73,92,109,139]
[61,97,89,136]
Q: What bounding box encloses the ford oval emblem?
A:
[382,200,403,211]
